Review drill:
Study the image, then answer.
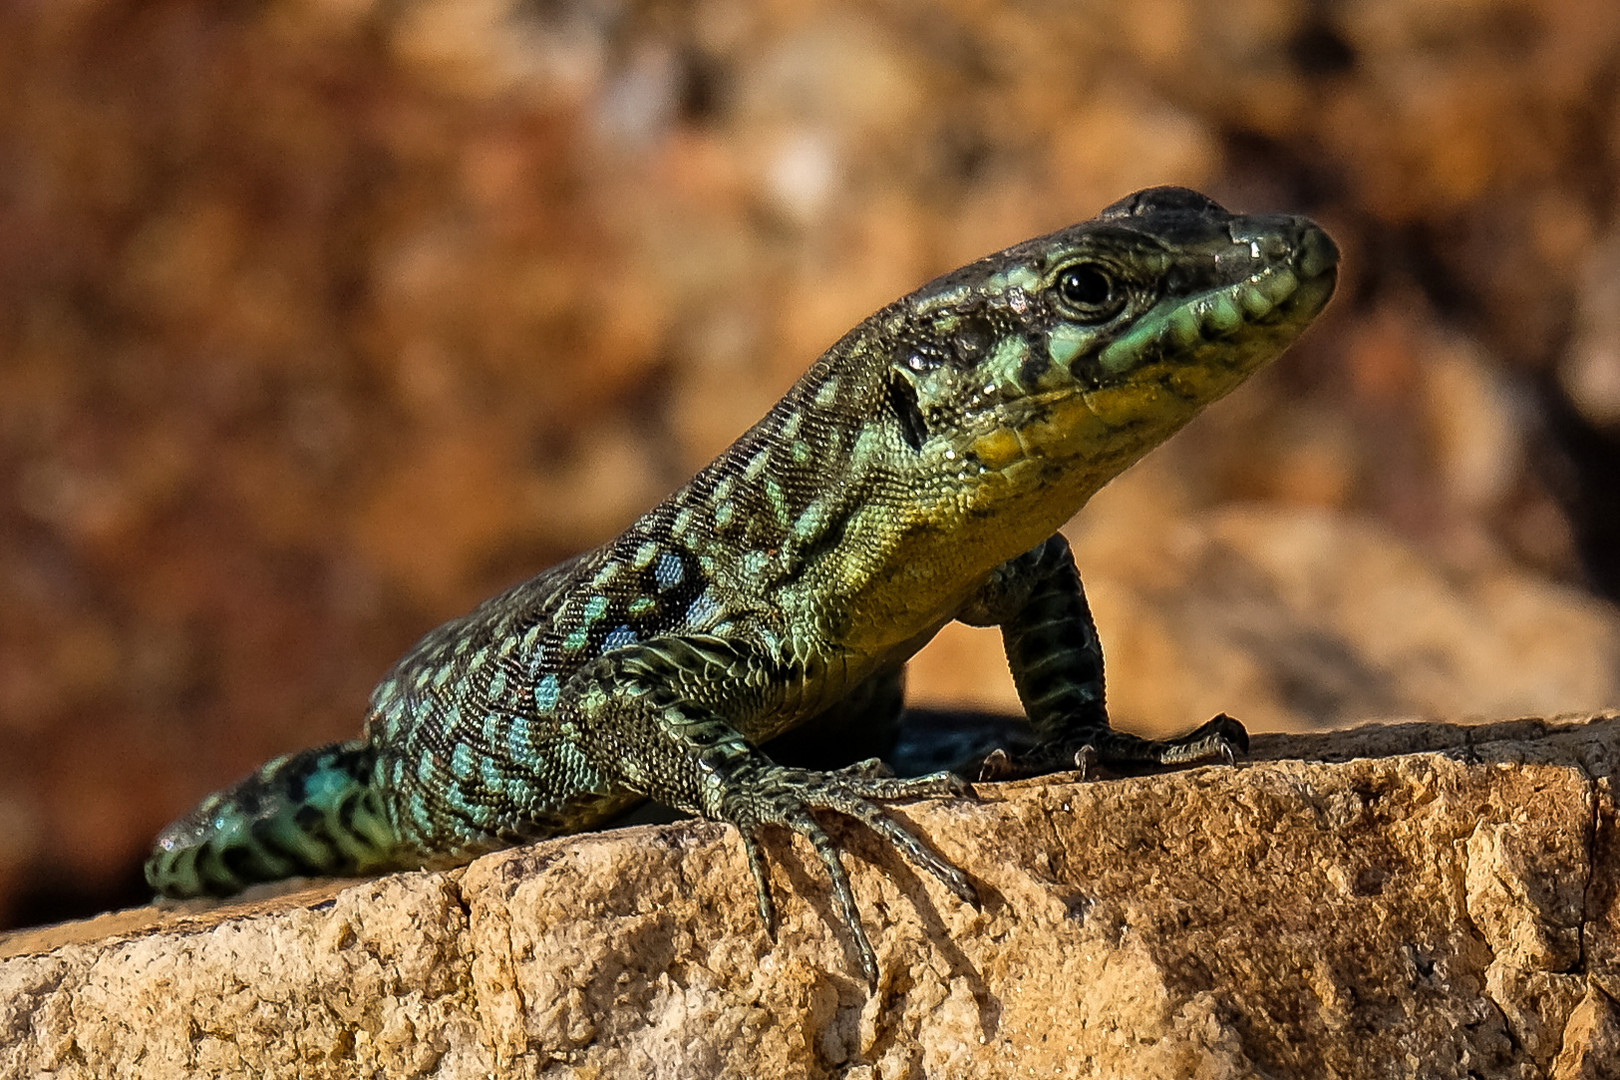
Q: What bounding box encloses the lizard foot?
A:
[723,764,976,988]
[978,713,1249,781]
[1149,712,1249,766]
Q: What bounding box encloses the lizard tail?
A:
[145,740,405,898]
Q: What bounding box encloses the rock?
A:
[7,715,1620,1078]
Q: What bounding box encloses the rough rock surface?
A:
[7,716,1620,1079]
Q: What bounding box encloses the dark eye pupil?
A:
[1059,265,1112,308]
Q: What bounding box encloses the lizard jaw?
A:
[1095,222,1338,380]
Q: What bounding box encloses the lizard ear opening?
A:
[886,372,928,451]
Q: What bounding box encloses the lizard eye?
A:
[1054,262,1122,321]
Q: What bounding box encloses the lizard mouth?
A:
[964,220,1338,472]
[1092,222,1339,380]
[955,214,1338,478]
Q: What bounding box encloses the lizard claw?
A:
[741,830,778,937]
[1154,712,1249,766]
[723,764,976,988]
[978,747,1014,782]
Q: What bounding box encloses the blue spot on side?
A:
[656,552,684,591]
[535,673,561,711]
[507,715,531,763]
[603,625,638,650]
[685,590,721,628]
[407,790,431,835]
[480,755,505,794]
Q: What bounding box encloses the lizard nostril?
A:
[1297,227,1340,280]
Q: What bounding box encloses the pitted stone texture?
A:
[6,716,1620,1079]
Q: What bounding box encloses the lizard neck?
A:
[646,339,1092,663]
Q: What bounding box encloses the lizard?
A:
[146,186,1338,986]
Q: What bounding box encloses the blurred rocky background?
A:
[3,0,1620,930]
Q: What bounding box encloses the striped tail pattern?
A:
[145,740,405,898]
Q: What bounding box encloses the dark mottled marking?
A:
[219,845,256,887]
[886,373,928,451]
[951,314,995,365]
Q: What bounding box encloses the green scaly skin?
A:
[147,187,1338,986]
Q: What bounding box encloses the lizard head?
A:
[880,186,1338,531]
[710,188,1336,649]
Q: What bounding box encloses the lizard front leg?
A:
[958,533,1248,779]
[565,636,975,986]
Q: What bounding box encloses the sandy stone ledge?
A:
[5,716,1620,1079]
